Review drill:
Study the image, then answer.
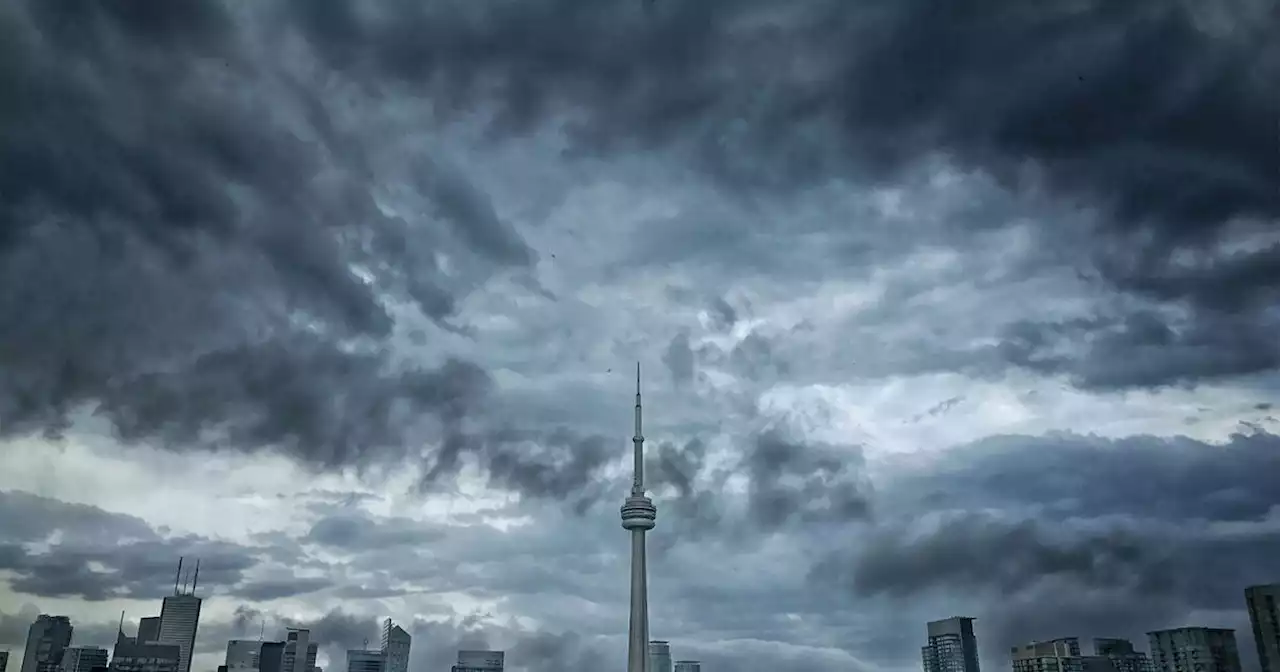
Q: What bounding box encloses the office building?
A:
[2,650,10,672]
[674,662,701,672]
[622,366,657,672]
[60,648,108,672]
[157,559,202,672]
[452,651,503,672]
[259,643,285,672]
[110,628,179,672]
[922,617,981,672]
[282,631,318,672]
[136,620,161,646]
[648,641,672,672]
[344,650,383,672]
[379,621,409,672]
[1012,639,1083,672]
[21,615,74,672]
[1247,584,1280,672]
[1148,628,1241,672]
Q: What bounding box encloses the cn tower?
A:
[621,363,656,672]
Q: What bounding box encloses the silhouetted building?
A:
[60,647,108,672]
[2,650,10,672]
[88,667,108,672]
[923,617,981,672]
[259,642,285,672]
[674,662,701,672]
[1247,584,1280,672]
[379,621,409,672]
[136,621,161,646]
[452,651,503,672]
[21,615,74,672]
[1148,628,1241,672]
[1013,639,1083,672]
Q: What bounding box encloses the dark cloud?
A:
[0,0,536,476]
[662,331,696,385]
[0,491,320,602]
[281,0,1279,389]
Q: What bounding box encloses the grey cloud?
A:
[0,491,330,602]
[283,0,1279,389]
[0,0,537,477]
[663,331,695,385]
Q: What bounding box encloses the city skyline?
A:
[0,0,1277,671]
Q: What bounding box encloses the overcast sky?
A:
[0,1,1277,672]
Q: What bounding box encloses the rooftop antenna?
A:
[181,564,191,595]
[260,620,265,642]
[174,557,184,596]
[190,559,200,595]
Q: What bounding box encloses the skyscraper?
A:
[673,662,700,672]
[1088,638,1154,672]
[21,615,73,672]
[1247,584,1280,672]
[60,647,109,672]
[157,559,202,672]
[110,624,179,672]
[379,620,409,672]
[2,650,10,672]
[622,364,657,672]
[225,641,262,671]
[921,617,981,672]
[1012,639,1083,672]
[648,642,672,672]
[1148,628,1241,672]
[136,620,161,645]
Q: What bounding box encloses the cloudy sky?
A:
[0,1,1278,672]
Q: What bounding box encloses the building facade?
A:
[2,650,10,672]
[344,651,384,672]
[225,641,263,671]
[60,647,108,672]
[379,621,409,672]
[1012,639,1083,672]
[110,636,180,672]
[1148,628,1242,672]
[21,615,74,672]
[136,620,161,646]
[1247,584,1280,672]
[1089,638,1154,672]
[452,651,503,672]
[922,617,981,672]
[673,662,701,672]
[157,595,201,672]
[648,641,672,672]
[282,630,318,672]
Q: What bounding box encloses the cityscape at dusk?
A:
[0,0,1277,672]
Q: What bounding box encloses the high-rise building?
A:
[1247,584,1280,672]
[259,643,285,672]
[622,365,657,672]
[136,620,161,646]
[379,620,409,672]
[2,650,10,672]
[282,630,317,672]
[1086,638,1154,672]
[1012,639,1083,672]
[452,651,503,672]
[157,559,202,672]
[60,648,108,672]
[111,627,180,672]
[1148,628,1242,672]
[344,651,383,672]
[648,641,672,672]
[922,617,981,672]
[21,615,74,672]
[673,662,700,672]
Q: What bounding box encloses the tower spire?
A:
[174,557,183,596]
[632,362,644,494]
